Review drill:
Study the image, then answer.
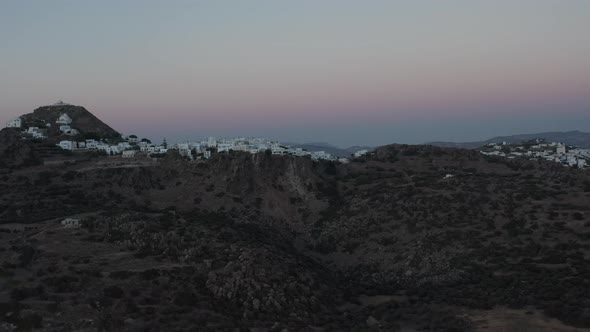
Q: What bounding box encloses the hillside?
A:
[0,128,41,169]
[429,130,590,149]
[1,144,589,330]
[20,104,120,141]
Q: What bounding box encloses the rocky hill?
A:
[0,144,589,330]
[429,130,590,149]
[20,104,120,141]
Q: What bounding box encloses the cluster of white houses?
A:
[172,137,355,162]
[480,139,589,169]
[5,112,79,140]
[5,102,369,162]
[4,114,362,161]
[5,100,82,140]
[55,135,363,162]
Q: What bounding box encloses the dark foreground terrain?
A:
[1,143,590,331]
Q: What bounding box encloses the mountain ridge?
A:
[428,130,590,149]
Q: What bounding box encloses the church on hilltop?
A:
[46,100,71,107]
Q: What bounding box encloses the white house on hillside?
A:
[122,150,136,158]
[59,141,75,150]
[6,117,22,128]
[56,113,72,125]
[85,139,98,149]
[354,150,369,158]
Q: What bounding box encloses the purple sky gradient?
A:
[1,1,589,146]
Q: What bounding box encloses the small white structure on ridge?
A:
[5,117,22,128]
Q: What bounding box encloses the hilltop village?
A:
[4,101,364,162]
[480,138,590,169]
[5,102,589,168]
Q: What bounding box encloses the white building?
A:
[106,146,120,155]
[50,100,71,107]
[122,150,136,158]
[271,146,286,155]
[56,113,72,125]
[217,143,233,153]
[85,139,99,149]
[32,132,46,139]
[117,142,131,150]
[207,137,217,147]
[354,150,369,158]
[312,151,335,161]
[5,117,22,128]
[58,141,75,150]
[556,144,566,155]
[61,218,80,228]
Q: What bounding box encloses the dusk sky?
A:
[1,1,589,147]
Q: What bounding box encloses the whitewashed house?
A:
[138,141,149,150]
[208,137,217,147]
[312,151,336,161]
[96,144,110,153]
[106,146,120,155]
[50,100,71,107]
[67,129,79,136]
[556,144,566,155]
[271,146,286,155]
[32,132,46,139]
[118,142,131,150]
[122,150,136,158]
[56,113,72,125]
[61,218,80,228]
[217,143,233,153]
[85,139,98,149]
[5,117,22,128]
[354,150,369,158]
[58,141,75,150]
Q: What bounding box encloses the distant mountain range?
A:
[428,130,590,149]
[283,142,373,157]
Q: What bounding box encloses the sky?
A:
[1,0,589,147]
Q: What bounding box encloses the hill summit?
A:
[19,102,120,141]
